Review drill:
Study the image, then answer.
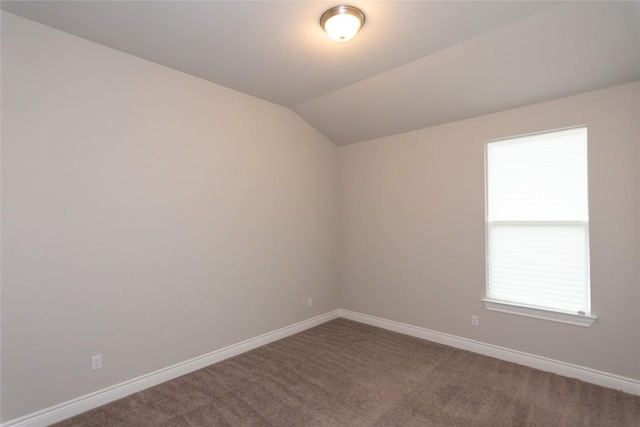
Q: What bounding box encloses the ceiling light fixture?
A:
[320,5,365,43]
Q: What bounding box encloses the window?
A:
[484,127,595,326]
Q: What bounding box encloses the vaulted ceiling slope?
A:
[2,1,639,145]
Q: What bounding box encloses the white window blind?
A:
[486,127,591,315]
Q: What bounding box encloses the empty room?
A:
[1,1,639,426]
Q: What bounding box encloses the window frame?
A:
[483,126,596,327]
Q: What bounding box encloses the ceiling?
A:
[2,1,639,146]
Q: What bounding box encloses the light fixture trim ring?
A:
[320,5,366,30]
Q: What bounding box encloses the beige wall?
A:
[339,81,640,380]
[1,12,339,421]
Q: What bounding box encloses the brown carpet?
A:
[53,318,640,426]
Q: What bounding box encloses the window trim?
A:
[484,126,596,327]
[482,298,597,327]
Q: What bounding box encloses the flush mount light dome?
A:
[320,5,365,43]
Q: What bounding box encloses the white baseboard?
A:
[2,310,340,427]
[339,309,640,396]
[5,308,638,426]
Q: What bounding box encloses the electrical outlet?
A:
[471,315,479,327]
[308,297,313,307]
[91,354,102,370]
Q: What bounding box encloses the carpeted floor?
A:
[53,318,640,426]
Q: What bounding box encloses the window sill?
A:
[482,299,597,327]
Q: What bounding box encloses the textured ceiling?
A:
[2,1,639,145]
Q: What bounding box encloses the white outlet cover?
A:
[92,354,102,370]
